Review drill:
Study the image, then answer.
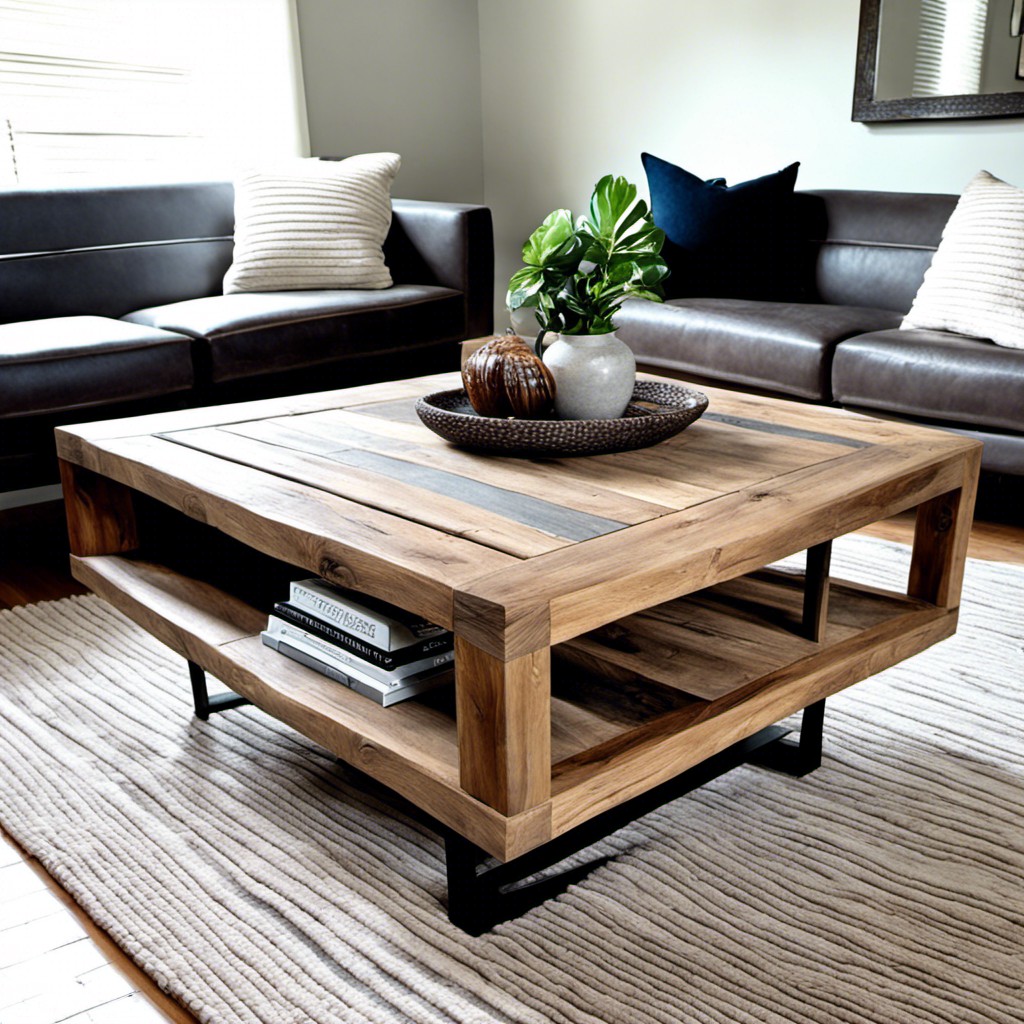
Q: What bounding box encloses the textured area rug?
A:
[0,535,1021,1024]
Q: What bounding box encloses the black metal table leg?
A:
[188,660,250,720]
[802,541,833,642]
[443,721,803,935]
[746,698,826,777]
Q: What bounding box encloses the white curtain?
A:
[912,0,989,97]
[0,0,309,186]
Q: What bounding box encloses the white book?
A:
[260,631,452,707]
[264,616,454,683]
[289,578,448,651]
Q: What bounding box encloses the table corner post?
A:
[908,444,982,608]
[58,457,139,558]
[452,592,552,817]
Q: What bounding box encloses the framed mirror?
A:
[853,0,1024,121]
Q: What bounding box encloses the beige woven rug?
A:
[0,535,1021,1024]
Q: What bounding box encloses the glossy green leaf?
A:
[506,173,669,334]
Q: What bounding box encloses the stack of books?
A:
[261,578,454,706]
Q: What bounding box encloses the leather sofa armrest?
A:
[386,199,494,339]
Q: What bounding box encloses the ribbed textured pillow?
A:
[902,170,1024,350]
[223,153,401,294]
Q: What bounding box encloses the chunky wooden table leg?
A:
[454,637,551,816]
[59,459,138,556]
[909,447,981,608]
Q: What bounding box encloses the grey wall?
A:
[295,0,1024,327]
[478,0,1024,328]
[295,0,484,203]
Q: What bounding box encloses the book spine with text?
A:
[265,617,453,683]
[288,579,447,651]
[260,631,451,707]
[272,602,453,669]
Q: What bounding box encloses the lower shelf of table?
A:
[70,551,956,861]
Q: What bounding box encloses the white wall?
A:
[294,0,1024,325]
[295,0,484,202]
[479,0,1024,327]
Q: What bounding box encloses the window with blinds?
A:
[912,0,988,97]
[0,0,309,187]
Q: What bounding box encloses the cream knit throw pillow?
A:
[902,170,1024,350]
[223,153,401,294]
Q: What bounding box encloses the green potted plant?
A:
[507,174,669,419]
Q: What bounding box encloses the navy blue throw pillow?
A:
[641,152,803,301]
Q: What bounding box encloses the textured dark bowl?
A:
[415,380,709,457]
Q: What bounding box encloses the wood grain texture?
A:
[53,375,456,446]
[455,638,551,816]
[687,382,961,445]
[59,460,138,558]
[158,424,579,558]
[60,434,517,630]
[549,604,956,835]
[909,445,982,608]
[462,438,976,651]
[319,448,626,541]
[554,570,902,701]
[303,407,720,511]
[598,417,855,493]
[54,370,982,862]
[69,553,548,860]
[453,590,551,661]
[700,410,870,448]
[863,510,1024,565]
[70,555,267,650]
[253,408,679,523]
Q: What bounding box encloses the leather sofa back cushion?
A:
[0,182,235,322]
[223,153,401,294]
[0,241,235,323]
[806,190,958,313]
[642,153,804,301]
[0,174,450,324]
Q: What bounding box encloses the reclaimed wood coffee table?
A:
[56,371,981,933]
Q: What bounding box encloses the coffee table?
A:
[56,371,981,933]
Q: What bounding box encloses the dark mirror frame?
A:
[853,0,1024,122]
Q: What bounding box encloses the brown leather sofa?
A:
[0,180,493,490]
[615,189,1024,487]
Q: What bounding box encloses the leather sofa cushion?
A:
[614,297,901,401]
[0,316,193,418]
[833,328,1024,434]
[806,190,955,313]
[124,284,464,384]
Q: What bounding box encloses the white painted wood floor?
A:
[0,834,167,1024]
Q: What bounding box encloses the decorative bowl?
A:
[415,380,708,457]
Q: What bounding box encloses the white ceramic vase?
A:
[542,332,636,420]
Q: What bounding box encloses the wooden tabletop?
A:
[55,372,982,857]
[56,370,981,658]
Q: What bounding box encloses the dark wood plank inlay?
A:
[349,397,423,425]
[324,448,627,541]
[702,412,872,449]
